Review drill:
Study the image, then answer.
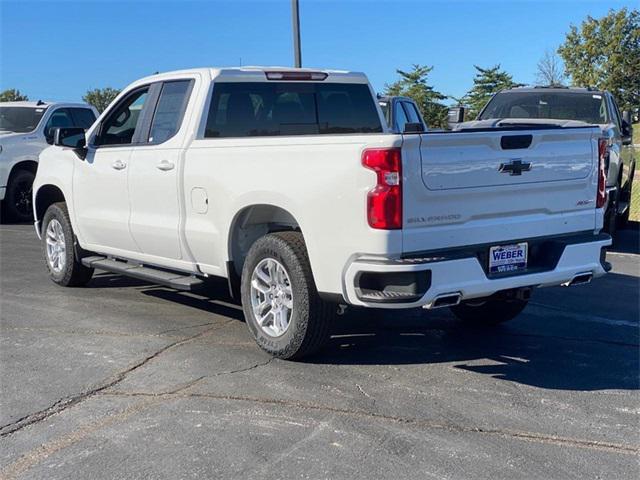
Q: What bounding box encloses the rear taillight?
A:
[362,148,402,229]
[597,138,608,209]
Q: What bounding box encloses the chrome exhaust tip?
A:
[426,292,462,309]
[562,272,593,287]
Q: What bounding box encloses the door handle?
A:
[112,160,127,170]
[156,160,175,171]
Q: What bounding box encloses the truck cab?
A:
[378,95,426,133]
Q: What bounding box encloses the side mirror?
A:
[447,106,465,129]
[403,122,425,134]
[53,127,87,157]
[622,110,632,125]
[45,127,54,145]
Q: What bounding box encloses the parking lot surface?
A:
[1,224,639,479]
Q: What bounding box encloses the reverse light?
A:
[362,148,402,229]
[265,71,328,81]
[596,138,608,209]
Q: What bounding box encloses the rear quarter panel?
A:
[183,134,403,294]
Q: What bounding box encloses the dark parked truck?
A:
[451,87,636,235]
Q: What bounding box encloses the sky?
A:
[0,0,636,104]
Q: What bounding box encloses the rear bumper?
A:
[343,232,612,309]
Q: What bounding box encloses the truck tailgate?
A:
[401,127,602,253]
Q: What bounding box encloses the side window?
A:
[97,88,149,146]
[68,108,97,129]
[609,95,622,129]
[402,102,422,125]
[394,101,409,132]
[44,108,72,139]
[148,80,192,144]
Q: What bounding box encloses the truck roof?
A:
[0,101,93,108]
[500,86,605,95]
[132,66,370,85]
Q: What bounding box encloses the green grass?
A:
[630,123,639,222]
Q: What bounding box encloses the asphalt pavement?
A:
[1,223,638,479]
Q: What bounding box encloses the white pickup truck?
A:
[33,67,612,359]
[0,101,97,221]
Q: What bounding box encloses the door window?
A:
[44,108,73,140]
[148,80,192,144]
[609,95,622,129]
[97,88,149,146]
[69,108,97,129]
[394,102,409,132]
[402,102,422,125]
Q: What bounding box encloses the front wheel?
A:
[450,296,528,326]
[4,169,35,222]
[240,231,333,360]
[42,202,94,287]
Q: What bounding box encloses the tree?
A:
[0,89,29,102]
[384,64,449,128]
[463,65,522,119]
[535,50,565,86]
[82,87,121,113]
[558,8,639,110]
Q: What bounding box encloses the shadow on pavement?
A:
[612,221,639,254]
[310,305,639,391]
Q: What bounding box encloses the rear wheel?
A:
[617,166,634,229]
[4,169,35,223]
[450,296,528,326]
[241,231,333,359]
[42,202,94,287]
[603,183,619,239]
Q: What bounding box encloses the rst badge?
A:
[489,243,528,274]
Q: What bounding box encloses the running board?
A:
[82,256,203,291]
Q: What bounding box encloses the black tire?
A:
[617,166,634,229]
[41,202,94,287]
[4,169,35,223]
[240,231,333,360]
[450,296,528,326]
[603,185,619,239]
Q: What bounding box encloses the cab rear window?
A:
[205,82,382,138]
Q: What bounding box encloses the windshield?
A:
[478,92,608,124]
[0,106,47,133]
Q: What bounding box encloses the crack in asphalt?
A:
[155,321,217,336]
[0,320,233,438]
[1,321,219,339]
[98,390,640,455]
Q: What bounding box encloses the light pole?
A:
[291,0,302,67]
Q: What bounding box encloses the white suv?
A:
[0,101,98,222]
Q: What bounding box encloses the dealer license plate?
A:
[489,243,528,274]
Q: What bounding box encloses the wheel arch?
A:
[34,184,66,232]
[8,159,38,178]
[227,204,303,279]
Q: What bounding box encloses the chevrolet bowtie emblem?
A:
[499,159,532,176]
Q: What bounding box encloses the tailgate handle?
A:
[501,135,532,150]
